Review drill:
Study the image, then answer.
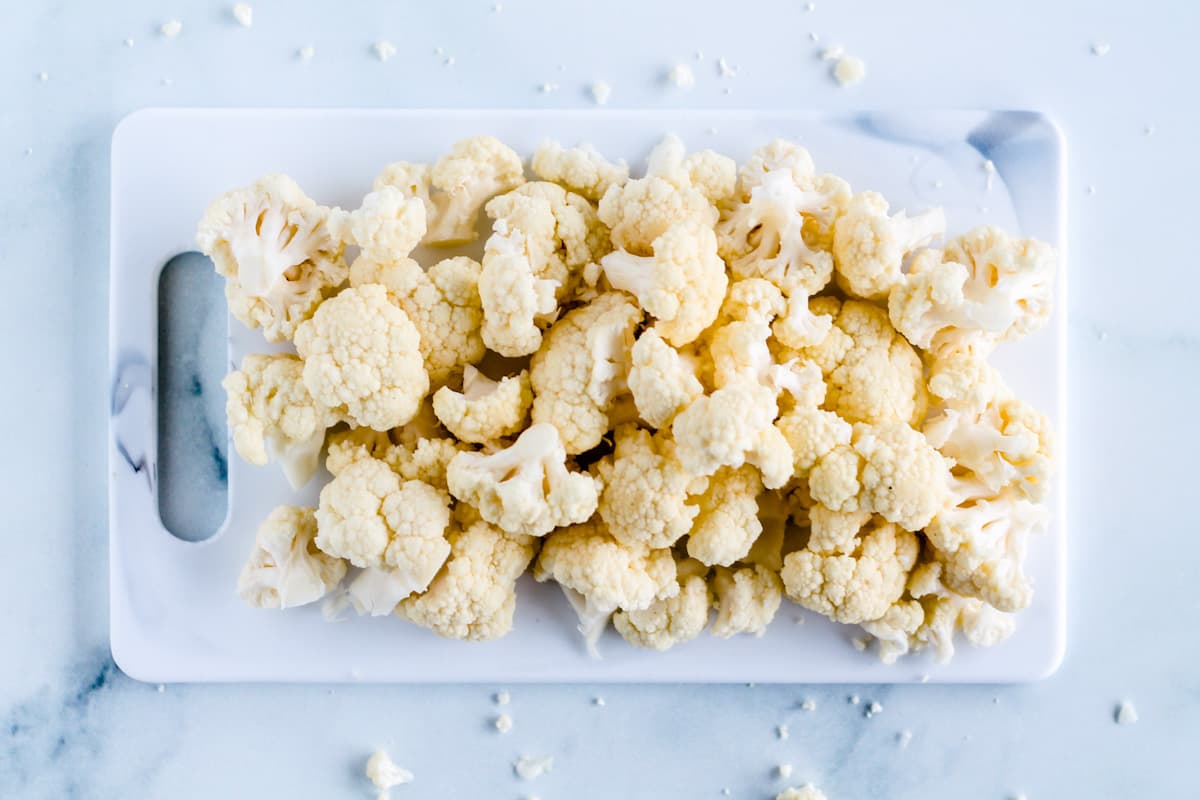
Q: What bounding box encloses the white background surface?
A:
[4,1,1197,798]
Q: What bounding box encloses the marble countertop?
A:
[4,0,1197,797]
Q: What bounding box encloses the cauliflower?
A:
[719,278,786,325]
[613,557,711,651]
[529,292,642,453]
[595,425,703,549]
[531,140,629,201]
[600,222,727,347]
[832,190,945,301]
[432,366,531,444]
[373,160,432,199]
[196,174,347,341]
[791,298,927,426]
[687,465,763,567]
[776,402,853,481]
[446,423,598,537]
[598,136,722,255]
[641,133,738,206]
[709,320,824,405]
[350,255,484,386]
[398,520,536,640]
[342,186,426,264]
[237,506,346,609]
[324,426,408,477]
[223,353,339,488]
[314,457,452,615]
[777,786,828,800]
[672,382,794,490]
[809,422,950,532]
[627,330,704,428]
[889,226,1056,353]
[534,519,678,655]
[781,518,919,624]
[424,135,525,245]
[710,564,782,638]
[294,284,428,430]
[804,504,872,555]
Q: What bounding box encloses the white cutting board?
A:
[109,108,1067,683]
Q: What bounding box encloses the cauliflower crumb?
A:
[514,755,554,780]
[820,45,844,61]
[717,57,738,78]
[494,713,513,733]
[539,82,560,93]
[124,38,135,47]
[865,700,883,717]
[37,71,48,82]
[897,729,913,748]
[776,723,790,740]
[495,690,511,705]
[777,763,794,779]
[668,63,696,89]
[590,80,612,105]
[297,46,315,61]
[366,750,414,793]
[232,3,253,28]
[1091,41,1111,56]
[160,20,182,38]
[777,785,827,800]
[833,55,866,87]
[593,696,606,707]
[982,158,996,190]
[800,698,816,711]
[849,694,860,705]
[1115,701,1138,725]
[374,40,397,62]
[805,1,816,9]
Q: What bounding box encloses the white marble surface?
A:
[3,0,1196,797]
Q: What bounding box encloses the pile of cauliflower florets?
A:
[198,133,1055,663]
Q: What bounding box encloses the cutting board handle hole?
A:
[156,253,229,542]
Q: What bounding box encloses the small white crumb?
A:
[820,44,844,61]
[849,694,860,705]
[494,713,513,733]
[809,32,819,42]
[851,636,869,652]
[1086,184,1096,195]
[982,158,996,190]
[590,80,612,105]
[444,56,456,66]
[593,696,606,707]
[160,20,183,38]
[514,755,554,781]
[495,690,511,705]
[695,50,704,61]
[897,730,912,749]
[805,1,816,10]
[777,763,794,780]
[1115,701,1138,725]
[747,682,756,688]
[833,55,866,87]
[776,724,789,740]
[557,64,566,72]
[297,46,315,62]
[668,63,696,89]
[366,750,414,792]
[723,87,733,95]
[232,3,253,28]
[977,204,990,213]
[1011,793,1029,800]
[918,674,931,683]
[37,71,49,82]
[1097,329,1108,342]
[993,696,1001,705]
[706,126,718,135]
[1091,41,1111,57]
[538,82,560,93]
[160,77,174,87]
[23,147,33,156]
[717,56,738,78]
[124,37,135,48]
[434,46,445,56]
[865,701,883,718]
[933,179,945,189]
[800,698,816,712]
[156,684,165,693]
[492,2,503,11]
[721,789,731,797]
[374,40,397,62]
[1143,124,1156,136]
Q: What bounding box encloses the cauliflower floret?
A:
[342,186,426,264]
[805,504,873,555]
[398,520,536,640]
[781,518,919,624]
[598,136,722,255]
[672,382,794,490]
[196,174,347,341]
[687,465,763,567]
[613,557,711,651]
[531,140,630,201]
[809,422,950,532]
[237,506,346,609]
[223,353,339,488]
[642,133,737,206]
[719,278,787,325]
[294,284,429,430]
[627,330,704,428]
[431,366,531,444]
[350,255,485,386]
[792,298,927,426]
[424,135,525,245]
[530,292,642,454]
[600,222,727,347]
[776,402,853,480]
[373,160,432,199]
[925,485,1048,612]
[710,564,782,638]
[832,190,945,301]
[446,423,598,537]
[534,519,679,655]
[324,427,407,477]
[925,338,998,414]
[709,320,825,405]
[314,457,452,615]
[595,425,703,549]
[399,435,469,491]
